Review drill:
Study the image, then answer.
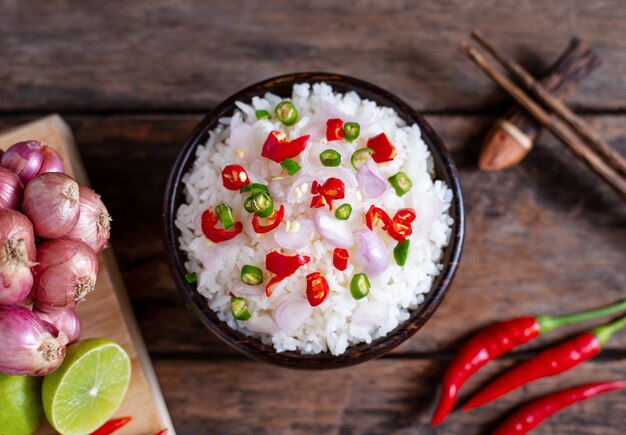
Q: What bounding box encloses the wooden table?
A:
[1,1,625,433]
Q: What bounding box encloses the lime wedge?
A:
[42,338,131,435]
[0,374,43,435]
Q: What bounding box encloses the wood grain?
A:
[0,116,174,434]
[154,358,626,434]
[2,0,626,112]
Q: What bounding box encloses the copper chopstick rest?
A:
[460,33,626,203]
[479,38,601,171]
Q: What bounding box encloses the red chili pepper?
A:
[430,299,626,426]
[310,178,345,210]
[306,272,329,307]
[326,119,344,141]
[265,251,311,296]
[90,417,132,435]
[252,205,284,234]
[493,381,626,435]
[393,208,416,224]
[309,194,327,209]
[261,130,310,163]
[365,205,391,231]
[332,248,349,271]
[463,316,626,410]
[201,209,243,243]
[221,164,250,190]
[153,430,168,435]
[388,208,417,241]
[366,133,396,163]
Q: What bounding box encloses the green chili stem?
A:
[537,299,626,334]
[593,316,626,346]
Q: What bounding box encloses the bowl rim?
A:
[163,72,465,369]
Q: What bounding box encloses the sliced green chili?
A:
[215,203,235,229]
[240,183,269,195]
[280,158,301,175]
[350,148,374,170]
[393,240,410,266]
[350,273,371,300]
[231,296,252,321]
[243,196,255,213]
[255,109,271,120]
[184,272,197,284]
[388,171,413,197]
[343,122,360,142]
[241,265,264,285]
[319,149,341,167]
[275,101,298,126]
[335,203,352,220]
[250,191,274,218]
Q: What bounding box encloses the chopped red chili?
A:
[265,251,311,296]
[251,205,284,234]
[309,194,327,209]
[310,177,345,210]
[332,248,349,271]
[306,272,329,307]
[201,209,243,243]
[261,130,310,163]
[221,164,250,190]
[367,133,396,163]
[326,119,344,141]
[365,205,392,231]
[388,208,417,241]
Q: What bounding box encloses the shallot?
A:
[275,294,313,333]
[22,172,80,238]
[274,218,315,250]
[354,229,389,277]
[33,308,82,344]
[0,305,68,376]
[66,186,112,253]
[356,160,387,199]
[314,210,354,248]
[33,238,99,312]
[412,193,444,239]
[1,140,64,184]
[0,209,36,305]
[0,167,23,209]
[352,301,389,327]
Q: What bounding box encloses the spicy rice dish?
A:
[175,82,453,356]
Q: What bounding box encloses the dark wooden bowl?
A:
[163,73,464,369]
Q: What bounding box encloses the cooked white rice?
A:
[175,82,453,356]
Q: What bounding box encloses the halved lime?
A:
[42,338,131,435]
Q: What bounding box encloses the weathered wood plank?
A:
[154,358,626,434]
[1,0,626,112]
[0,114,624,358]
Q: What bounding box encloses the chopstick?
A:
[471,30,626,179]
[459,38,626,202]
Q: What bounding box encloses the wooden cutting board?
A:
[0,115,175,435]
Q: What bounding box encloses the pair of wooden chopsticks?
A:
[460,31,626,202]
